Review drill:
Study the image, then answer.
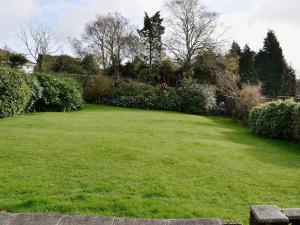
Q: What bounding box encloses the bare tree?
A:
[166,0,222,76]
[84,12,133,76]
[18,20,61,63]
[70,38,88,60]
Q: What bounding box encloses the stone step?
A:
[250,205,289,225]
[0,212,238,225]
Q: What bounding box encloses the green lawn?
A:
[0,104,299,224]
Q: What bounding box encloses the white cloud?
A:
[0,0,39,47]
[0,0,299,74]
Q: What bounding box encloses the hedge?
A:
[249,99,300,141]
[104,79,217,115]
[0,67,31,118]
[34,73,84,112]
[0,68,84,119]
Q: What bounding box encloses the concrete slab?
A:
[114,218,168,225]
[250,205,289,223]
[168,219,222,225]
[282,208,300,220]
[6,213,63,225]
[0,212,14,225]
[59,215,115,225]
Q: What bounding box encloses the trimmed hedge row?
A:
[249,99,300,141]
[105,79,217,115]
[0,68,83,119]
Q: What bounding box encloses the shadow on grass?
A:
[206,116,300,169]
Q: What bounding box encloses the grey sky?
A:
[0,0,299,74]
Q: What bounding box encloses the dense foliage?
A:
[101,79,216,115]
[24,75,43,112]
[36,54,98,75]
[34,73,83,112]
[249,99,299,140]
[0,67,31,118]
[178,79,217,114]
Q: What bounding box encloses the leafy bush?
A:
[104,79,217,115]
[34,73,83,112]
[178,79,217,114]
[109,81,156,109]
[0,67,31,118]
[137,67,160,85]
[154,85,181,111]
[249,99,298,140]
[52,55,85,75]
[24,76,43,112]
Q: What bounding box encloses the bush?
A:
[109,81,156,109]
[249,99,298,140]
[154,85,181,111]
[235,82,265,122]
[178,79,217,114]
[0,67,31,118]
[34,73,83,112]
[137,67,160,85]
[24,76,43,112]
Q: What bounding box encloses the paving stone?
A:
[250,205,289,223]
[6,213,63,225]
[282,208,300,220]
[168,219,222,225]
[114,218,168,225]
[0,212,239,225]
[58,215,115,225]
[0,212,14,225]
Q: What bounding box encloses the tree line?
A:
[15,0,296,97]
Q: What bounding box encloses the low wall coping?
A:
[0,212,241,225]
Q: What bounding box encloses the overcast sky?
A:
[0,0,299,74]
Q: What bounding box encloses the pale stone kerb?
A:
[166,219,224,225]
[0,212,14,225]
[281,208,300,220]
[250,205,289,224]
[0,212,241,225]
[58,215,115,225]
[0,212,64,225]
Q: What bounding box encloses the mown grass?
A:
[0,104,299,224]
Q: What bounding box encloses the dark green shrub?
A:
[154,86,181,111]
[24,76,43,112]
[81,54,98,75]
[249,99,298,140]
[109,81,156,109]
[0,67,31,118]
[9,53,27,68]
[137,67,160,85]
[34,73,83,112]
[52,55,84,74]
[178,79,217,114]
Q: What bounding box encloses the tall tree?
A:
[166,0,221,77]
[84,12,133,76]
[18,20,61,63]
[239,45,259,84]
[283,65,296,96]
[255,30,286,96]
[138,11,165,67]
[228,41,241,57]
